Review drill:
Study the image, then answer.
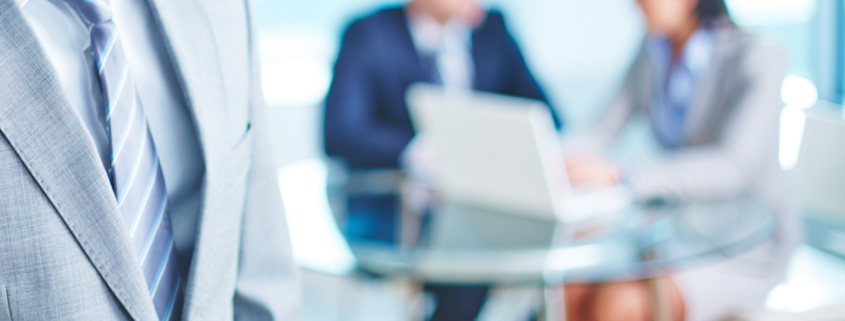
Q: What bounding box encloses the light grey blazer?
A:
[0,0,300,319]
[570,20,801,266]
[575,20,783,201]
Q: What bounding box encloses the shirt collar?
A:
[406,10,471,55]
[645,27,714,76]
[683,28,714,76]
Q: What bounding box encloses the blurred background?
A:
[252,0,845,320]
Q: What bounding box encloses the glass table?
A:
[346,198,778,285]
[278,160,779,320]
[330,168,779,320]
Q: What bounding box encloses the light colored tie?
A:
[63,0,184,319]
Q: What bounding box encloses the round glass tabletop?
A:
[343,195,778,286]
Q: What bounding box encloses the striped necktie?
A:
[63,0,184,319]
[419,52,442,84]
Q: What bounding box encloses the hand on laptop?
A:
[401,134,436,186]
[565,153,621,189]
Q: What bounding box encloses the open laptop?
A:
[406,84,630,223]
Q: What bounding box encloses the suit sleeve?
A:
[495,13,564,130]
[323,21,416,168]
[627,42,786,201]
[233,3,302,319]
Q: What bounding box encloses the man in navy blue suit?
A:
[324,0,562,169]
[323,0,563,320]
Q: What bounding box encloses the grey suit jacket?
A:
[573,20,784,201]
[568,20,801,264]
[0,0,300,319]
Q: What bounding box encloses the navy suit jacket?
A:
[324,7,563,169]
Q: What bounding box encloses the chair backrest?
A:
[792,102,845,223]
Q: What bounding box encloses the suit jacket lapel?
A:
[386,7,431,84]
[143,0,220,315]
[471,24,489,91]
[686,55,720,142]
[0,1,157,319]
[685,22,734,143]
[145,0,251,317]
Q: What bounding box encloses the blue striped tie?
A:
[63,0,184,319]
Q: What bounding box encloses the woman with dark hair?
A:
[561,0,801,320]
[695,0,729,20]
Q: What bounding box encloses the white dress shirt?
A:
[406,12,474,90]
[401,12,475,211]
[645,27,714,149]
[19,0,204,272]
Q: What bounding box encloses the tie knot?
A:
[64,0,113,24]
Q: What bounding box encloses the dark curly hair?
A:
[696,0,730,20]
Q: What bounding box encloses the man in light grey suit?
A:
[0,0,300,318]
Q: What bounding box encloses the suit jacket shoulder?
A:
[341,7,405,45]
[476,10,506,35]
[713,22,785,84]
